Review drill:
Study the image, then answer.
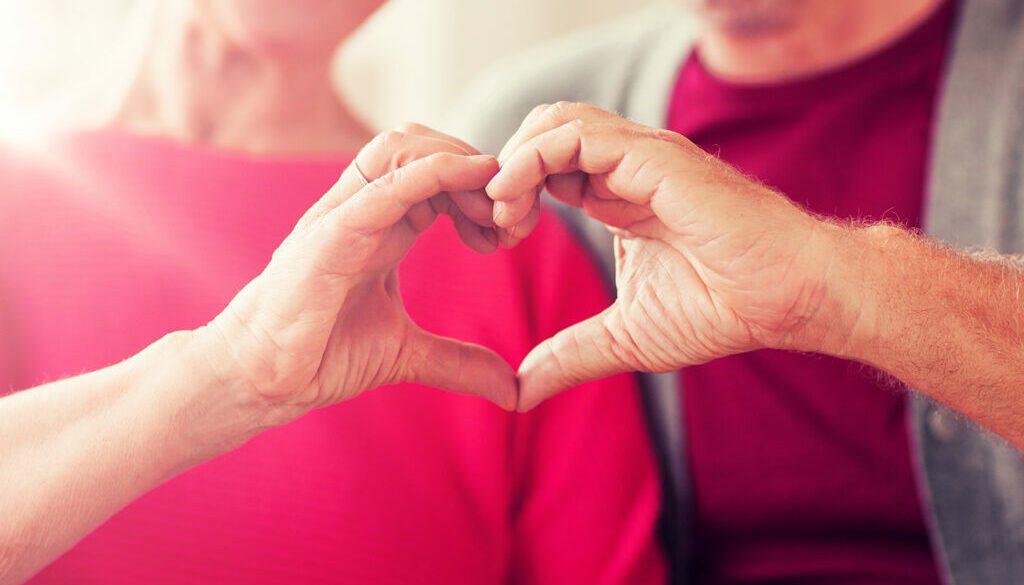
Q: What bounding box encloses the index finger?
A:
[497,102,619,164]
[488,119,688,238]
[487,119,631,213]
[292,130,472,237]
[397,122,482,156]
[337,152,499,234]
[487,103,625,239]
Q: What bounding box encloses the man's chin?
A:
[682,0,799,35]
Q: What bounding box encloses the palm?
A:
[651,170,824,354]
[313,270,412,405]
[610,235,754,372]
[212,220,418,412]
[313,196,444,402]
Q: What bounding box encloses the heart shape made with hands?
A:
[322,104,817,416]
[328,117,658,415]
[261,115,654,416]
[213,123,528,422]
[326,115,672,415]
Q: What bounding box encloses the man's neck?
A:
[114,5,372,155]
[697,0,944,83]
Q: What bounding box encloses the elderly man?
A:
[456,0,1024,583]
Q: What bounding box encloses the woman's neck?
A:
[114,5,372,155]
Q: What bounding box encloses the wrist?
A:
[792,220,897,362]
[120,329,271,472]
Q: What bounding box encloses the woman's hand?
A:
[488,103,839,410]
[0,125,518,583]
[200,124,518,427]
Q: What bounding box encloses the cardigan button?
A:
[927,406,962,443]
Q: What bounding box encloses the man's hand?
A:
[201,124,518,428]
[490,103,1024,455]
[488,103,846,411]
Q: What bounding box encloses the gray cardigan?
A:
[450,1,1024,583]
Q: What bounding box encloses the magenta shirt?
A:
[0,131,665,584]
[668,3,956,584]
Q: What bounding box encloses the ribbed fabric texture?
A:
[0,130,665,585]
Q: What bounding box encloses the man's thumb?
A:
[516,305,629,412]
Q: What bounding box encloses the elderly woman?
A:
[0,2,663,584]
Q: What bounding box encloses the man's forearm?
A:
[0,330,263,584]
[810,222,1024,449]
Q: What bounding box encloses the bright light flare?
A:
[0,1,150,152]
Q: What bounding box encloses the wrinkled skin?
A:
[487,102,832,410]
[201,124,518,426]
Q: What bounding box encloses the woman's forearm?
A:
[0,329,262,584]
[0,129,511,583]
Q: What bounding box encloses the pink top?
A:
[0,131,665,585]
[667,3,955,584]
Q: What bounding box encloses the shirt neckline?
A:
[683,0,957,105]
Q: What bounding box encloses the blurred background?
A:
[0,0,666,139]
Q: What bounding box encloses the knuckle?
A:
[363,131,387,151]
[397,121,428,135]
[381,129,406,144]
[421,151,457,168]
[360,169,401,198]
[527,103,552,120]
[366,128,401,158]
[581,102,612,117]
[374,167,403,189]
[547,100,576,119]
[378,130,407,157]
[651,127,684,144]
[367,129,403,153]
[565,117,586,132]
[382,129,422,169]
[360,129,408,175]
